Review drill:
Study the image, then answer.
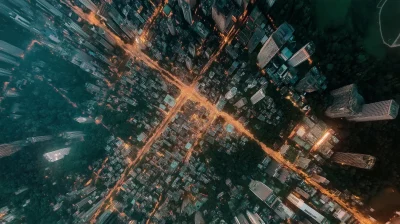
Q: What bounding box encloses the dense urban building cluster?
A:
[0,0,399,223]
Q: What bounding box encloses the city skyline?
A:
[0,0,398,223]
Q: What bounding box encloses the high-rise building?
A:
[8,11,31,29]
[225,87,238,100]
[74,117,94,123]
[249,180,275,204]
[0,68,12,77]
[0,3,29,29]
[60,131,86,139]
[7,0,34,20]
[248,28,265,53]
[78,199,106,222]
[246,210,264,224]
[325,84,364,118]
[185,57,193,70]
[216,96,227,111]
[287,41,315,67]
[266,0,276,8]
[64,21,90,39]
[234,0,249,10]
[0,141,24,158]
[287,193,328,224]
[193,21,210,39]
[36,0,63,18]
[26,135,53,144]
[43,148,71,162]
[98,28,117,46]
[77,0,98,13]
[250,88,266,105]
[0,40,24,58]
[346,100,399,122]
[179,0,197,8]
[96,210,112,224]
[99,4,136,39]
[181,1,193,24]
[0,52,19,66]
[238,7,267,46]
[257,22,294,68]
[234,214,250,224]
[212,1,232,33]
[281,67,298,85]
[331,152,376,169]
[295,67,327,93]
[97,37,114,52]
[167,18,176,36]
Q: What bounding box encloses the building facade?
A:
[346,100,399,122]
[257,22,294,68]
[331,152,376,169]
[325,84,364,118]
[287,41,315,67]
[250,88,266,105]
[295,67,327,93]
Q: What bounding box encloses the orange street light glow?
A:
[60,3,376,224]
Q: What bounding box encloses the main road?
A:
[65,3,375,224]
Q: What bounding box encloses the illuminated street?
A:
[59,3,376,223]
[2,1,396,223]
[52,6,371,224]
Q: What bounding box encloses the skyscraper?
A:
[0,141,24,159]
[167,18,176,36]
[0,52,19,66]
[234,214,250,224]
[246,210,264,224]
[346,100,399,122]
[179,0,197,8]
[325,84,364,118]
[97,210,112,224]
[36,0,63,18]
[0,40,24,58]
[250,88,266,105]
[287,41,315,67]
[234,0,249,9]
[249,180,275,204]
[225,87,238,100]
[286,193,327,223]
[212,1,232,33]
[98,28,117,46]
[65,21,90,39]
[0,68,12,77]
[216,96,227,111]
[331,152,376,169]
[25,135,53,144]
[43,148,71,162]
[237,6,267,46]
[266,0,276,8]
[295,67,327,93]
[257,22,294,68]
[247,28,265,53]
[181,1,193,24]
[77,0,98,13]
